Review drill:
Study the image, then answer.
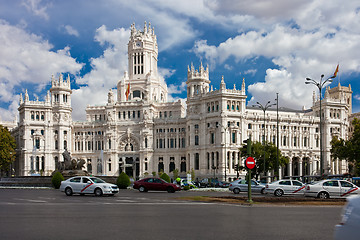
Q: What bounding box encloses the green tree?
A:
[239,141,289,180]
[160,172,171,183]
[191,168,195,181]
[172,168,179,180]
[0,125,16,176]
[331,118,360,176]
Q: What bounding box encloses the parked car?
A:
[334,195,360,240]
[229,179,265,194]
[304,179,360,199]
[199,178,229,188]
[60,176,119,196]
[133,177,181,193]
[265,179,305,197]
[180,179,197,189]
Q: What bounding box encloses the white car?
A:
[60,176,119,196]
[304,179,360,199]
[334,195,360,240]
[265,179,305,197]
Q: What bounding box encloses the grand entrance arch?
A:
[118,132,140,179]
[118,155,140,179]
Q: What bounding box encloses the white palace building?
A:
[10,22,353,180]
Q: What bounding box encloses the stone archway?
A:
[302,157,311,176]
[292,157,300,176]
[118,131,140,179]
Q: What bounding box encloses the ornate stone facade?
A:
[11,22,353,180]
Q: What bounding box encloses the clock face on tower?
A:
[135,41,142,48]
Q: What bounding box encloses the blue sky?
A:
[1,0,360,121]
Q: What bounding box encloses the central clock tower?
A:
[117,22,168,103]
[128,21,158,79]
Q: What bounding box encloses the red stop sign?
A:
[245,157,256,169]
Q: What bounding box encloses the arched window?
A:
[181,157,186,172]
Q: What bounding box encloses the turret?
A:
[50,73,72,107]
[186,62,210,98]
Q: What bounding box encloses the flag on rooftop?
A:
[330,64,339,79]
[125,82,130,100]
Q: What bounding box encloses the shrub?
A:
[183,185,190,191]
[172,169,179,180]
[117,172,131,189]
[160,172,171,183]
[52,171,64,189]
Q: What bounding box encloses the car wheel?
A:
[261,188,265,195]
[167,187,175,193]
[233,188,240,194]
[274,189,284,197]
[139,186,147,192]
[318,191,329,199]
[94,188,103,197]
[65,187,73,196]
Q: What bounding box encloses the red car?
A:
[133,178,181,193]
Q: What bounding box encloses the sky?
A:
[1,0,360,121]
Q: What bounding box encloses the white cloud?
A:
[168,81,187,95]
[21,0,50,20]
[72,25,130,120]
[193,19,360,109]
[0,20,83,120]
[63,25,79,37]
[354,95,360,101]
[224,64,232,70]
[244,69,257,76]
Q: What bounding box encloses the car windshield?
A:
[90,177,106,183]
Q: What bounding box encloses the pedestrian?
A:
[176,177,181,186]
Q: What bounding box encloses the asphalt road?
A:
[0,188,342,240]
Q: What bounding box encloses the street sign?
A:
[245,157,255,169]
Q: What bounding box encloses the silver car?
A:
[229,179,265,194]
[334,195,360,240]
[265,179,305,197]
[60,176,119,196]
[304,179,360,199]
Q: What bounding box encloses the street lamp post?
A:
[305,75,333,176]
[275,93,279,180]
[255,101,275,179]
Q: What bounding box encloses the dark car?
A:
[133,177,181,193]
[199,178,229,188]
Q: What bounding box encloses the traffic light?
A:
[243,138,252,155]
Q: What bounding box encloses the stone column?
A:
[288,161,292,177]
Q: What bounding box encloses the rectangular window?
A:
[195,135,199,145]
[34,138,40,149]
[211,133,215,144]
[232,132,236,144]
[195,153,199,170]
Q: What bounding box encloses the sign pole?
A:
[246,139,253,203]
[247,167,252,203]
